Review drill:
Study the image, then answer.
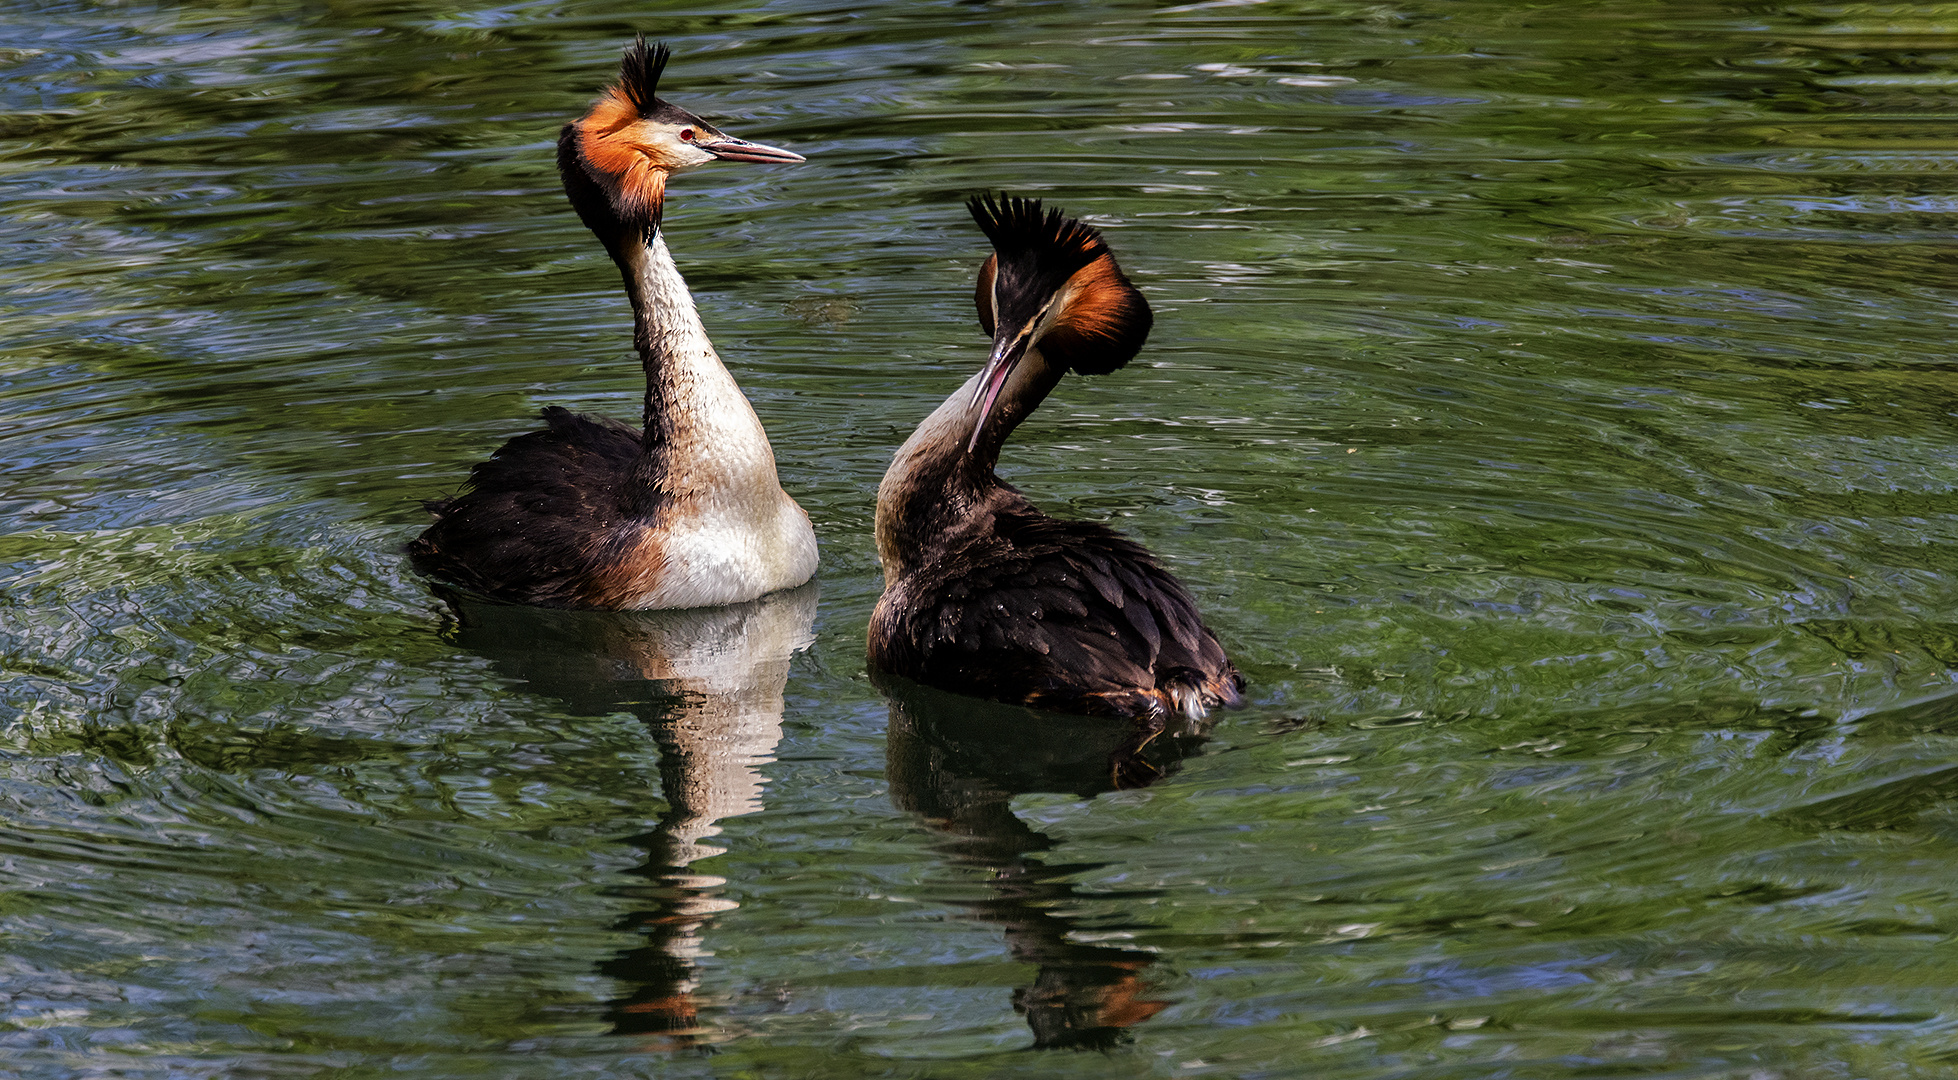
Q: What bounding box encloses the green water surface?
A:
[4,1,1958,1076]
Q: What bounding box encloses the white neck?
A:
[625,232,781,501]
[602,228,818,609]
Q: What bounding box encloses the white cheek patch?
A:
[634,124,719,171]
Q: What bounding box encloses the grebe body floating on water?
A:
[868,196,1243,721]
[410,37,817,610]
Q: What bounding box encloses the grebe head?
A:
[963,194,1152,452]
[557,36,805,250]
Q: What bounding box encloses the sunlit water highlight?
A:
[4,1,1958,1076]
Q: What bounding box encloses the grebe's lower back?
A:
[409,37,816,610]
[868,195,1242,721]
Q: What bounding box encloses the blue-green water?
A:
[5,1,1958,1076]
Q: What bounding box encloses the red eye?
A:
[679,128,695,142]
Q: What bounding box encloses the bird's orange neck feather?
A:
[576,91,668,224]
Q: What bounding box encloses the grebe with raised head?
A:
[869,195,1243,721]
[410,37,817,610]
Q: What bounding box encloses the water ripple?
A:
[4,0,1958,1076]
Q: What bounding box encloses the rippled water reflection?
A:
[5,1,1958,1076]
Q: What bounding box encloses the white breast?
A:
[619,491,818,610]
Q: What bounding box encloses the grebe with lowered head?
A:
[869,195,1243,721]
[409,37,817,610]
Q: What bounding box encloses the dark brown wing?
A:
[408,407,648,607]
[870,508,1242,719]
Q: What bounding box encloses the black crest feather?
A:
[967,194,1106,273]
[619,35,670,113]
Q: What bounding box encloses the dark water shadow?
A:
[1850,684,1958,740]
[878,678,1207,1050]
[440,582,819,1050]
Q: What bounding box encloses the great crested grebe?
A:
[868,195,1243,720]
[409,37,817,609]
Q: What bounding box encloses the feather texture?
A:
[411,408,651,608]
[870,485,1243,721]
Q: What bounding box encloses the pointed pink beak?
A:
[700,134,805,164]
[968,324,1034,454]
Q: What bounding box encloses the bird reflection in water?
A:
[438,582,817,1050]
[880,680,1207,1049]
